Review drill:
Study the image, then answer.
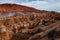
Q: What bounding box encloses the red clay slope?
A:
[0,4,41,13]
[0,4,60,16]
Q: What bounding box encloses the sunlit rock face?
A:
[0,22,9,40]
[0,4,60,40]
[0,25,6,34]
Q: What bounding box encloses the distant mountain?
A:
[0,4,60,14]
[0,4,41,13]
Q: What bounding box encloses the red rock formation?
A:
[0,4,60,40]
[0,4,41,13]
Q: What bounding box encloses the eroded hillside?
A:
[0,4,60,40]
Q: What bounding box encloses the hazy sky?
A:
[0,0,60,12]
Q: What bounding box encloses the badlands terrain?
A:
[0,4,60,40]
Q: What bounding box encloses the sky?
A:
[0,0,60,12]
